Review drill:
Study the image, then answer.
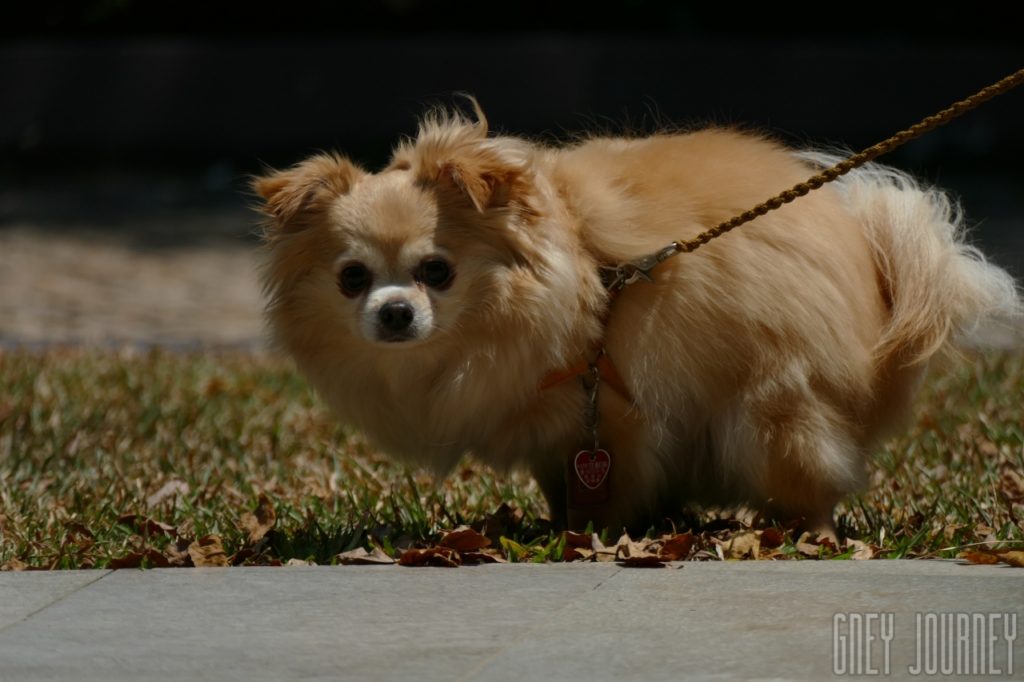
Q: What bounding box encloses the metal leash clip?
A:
[600,243,682,292]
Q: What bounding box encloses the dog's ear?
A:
[393,100,536,215]
[434,153,533,214]
[252,153,363,233]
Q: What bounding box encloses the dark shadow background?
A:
[1,1,1022,274]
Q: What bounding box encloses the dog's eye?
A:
[339,263,372,297]
[416,258,454,290]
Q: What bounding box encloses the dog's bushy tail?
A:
[799,151,1021,365]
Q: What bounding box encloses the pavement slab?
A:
[0,571,108,631]
[0,562,1019,682]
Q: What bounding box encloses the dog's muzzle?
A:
[376,301,416,341]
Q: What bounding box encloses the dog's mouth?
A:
[377,330,418,344]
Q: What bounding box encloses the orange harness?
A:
[538,351,631,402]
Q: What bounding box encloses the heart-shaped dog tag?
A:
[573,449,611,490]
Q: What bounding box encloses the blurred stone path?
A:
[0,230,264,347]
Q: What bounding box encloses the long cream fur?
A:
[254,104,1020,531]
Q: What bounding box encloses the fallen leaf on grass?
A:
[1,558,29,571]
[337,547,396,565]
[164,539,192,567]
[461,550,507,564]
[958,550,1000,565]
[943,524,966,542]
[64,521,95,540]
[237,494,276,545]
[614,533,668,567]
[562,531,595,561]
[188,535,229,567]
[399,546,461,567]
[960,549,1024,568]
[997,551,1024,567]
[146,480,190,509]
[591,534,618,562]
[721,530,760,560]
[794,532,839,558]
[999,466,1024,503]
[759,528,785,550]
[117,514,177,537]
[973,524,996,538]
[438,525,490,552]
[564,546,595,561]
[619,554,669,568]
[658,533,696,561]
[845,539,876,561]
[475,503,525,543]
[109,549,172,570]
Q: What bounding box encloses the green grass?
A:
[1,348,1021,568]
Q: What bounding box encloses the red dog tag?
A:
[569,449,611,505]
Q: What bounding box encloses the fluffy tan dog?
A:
[254,102,1019,534]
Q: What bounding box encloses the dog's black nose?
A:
[378,301,415,332]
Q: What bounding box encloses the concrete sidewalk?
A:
[0,561,1019,681]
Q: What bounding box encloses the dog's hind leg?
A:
[713,377,868,542]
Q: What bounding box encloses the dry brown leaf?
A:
[996,550,1024,567]
[817,536,839,553]
[619,554,668,567]
[237,494,276,545]
[999,467,1024,503]
[977,438,1000,457]
[109,548,172,570]
[462,550,507,564]
[845,538,875,560]
[164,539,193,567]
[943,524,966,542]
[760,528,785,549]
[477,503,524,543]
[658,533,695,561]
[613,532,648,559]
[974,523,996,538]
[228,547,253,565]
[564,547,595,561]
[586,533,617,561]
[1,557,28,571]
[117,514,177,537]
[188,535,229,567]
[563,531,593,549]
[337,547,396,565]
[398,546,460,567]
[146,479,190,509]
[64,521,95,540]
[438,525,490,552]
[561,531,595,561]
[562,547,584,561]
[615,532,667,567]
[795,532,821,558]
[723,530,760,560]
[959,549,1001,565]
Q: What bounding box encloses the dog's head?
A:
[253,103,547,353]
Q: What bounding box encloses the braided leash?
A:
[605,67,1024,289]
